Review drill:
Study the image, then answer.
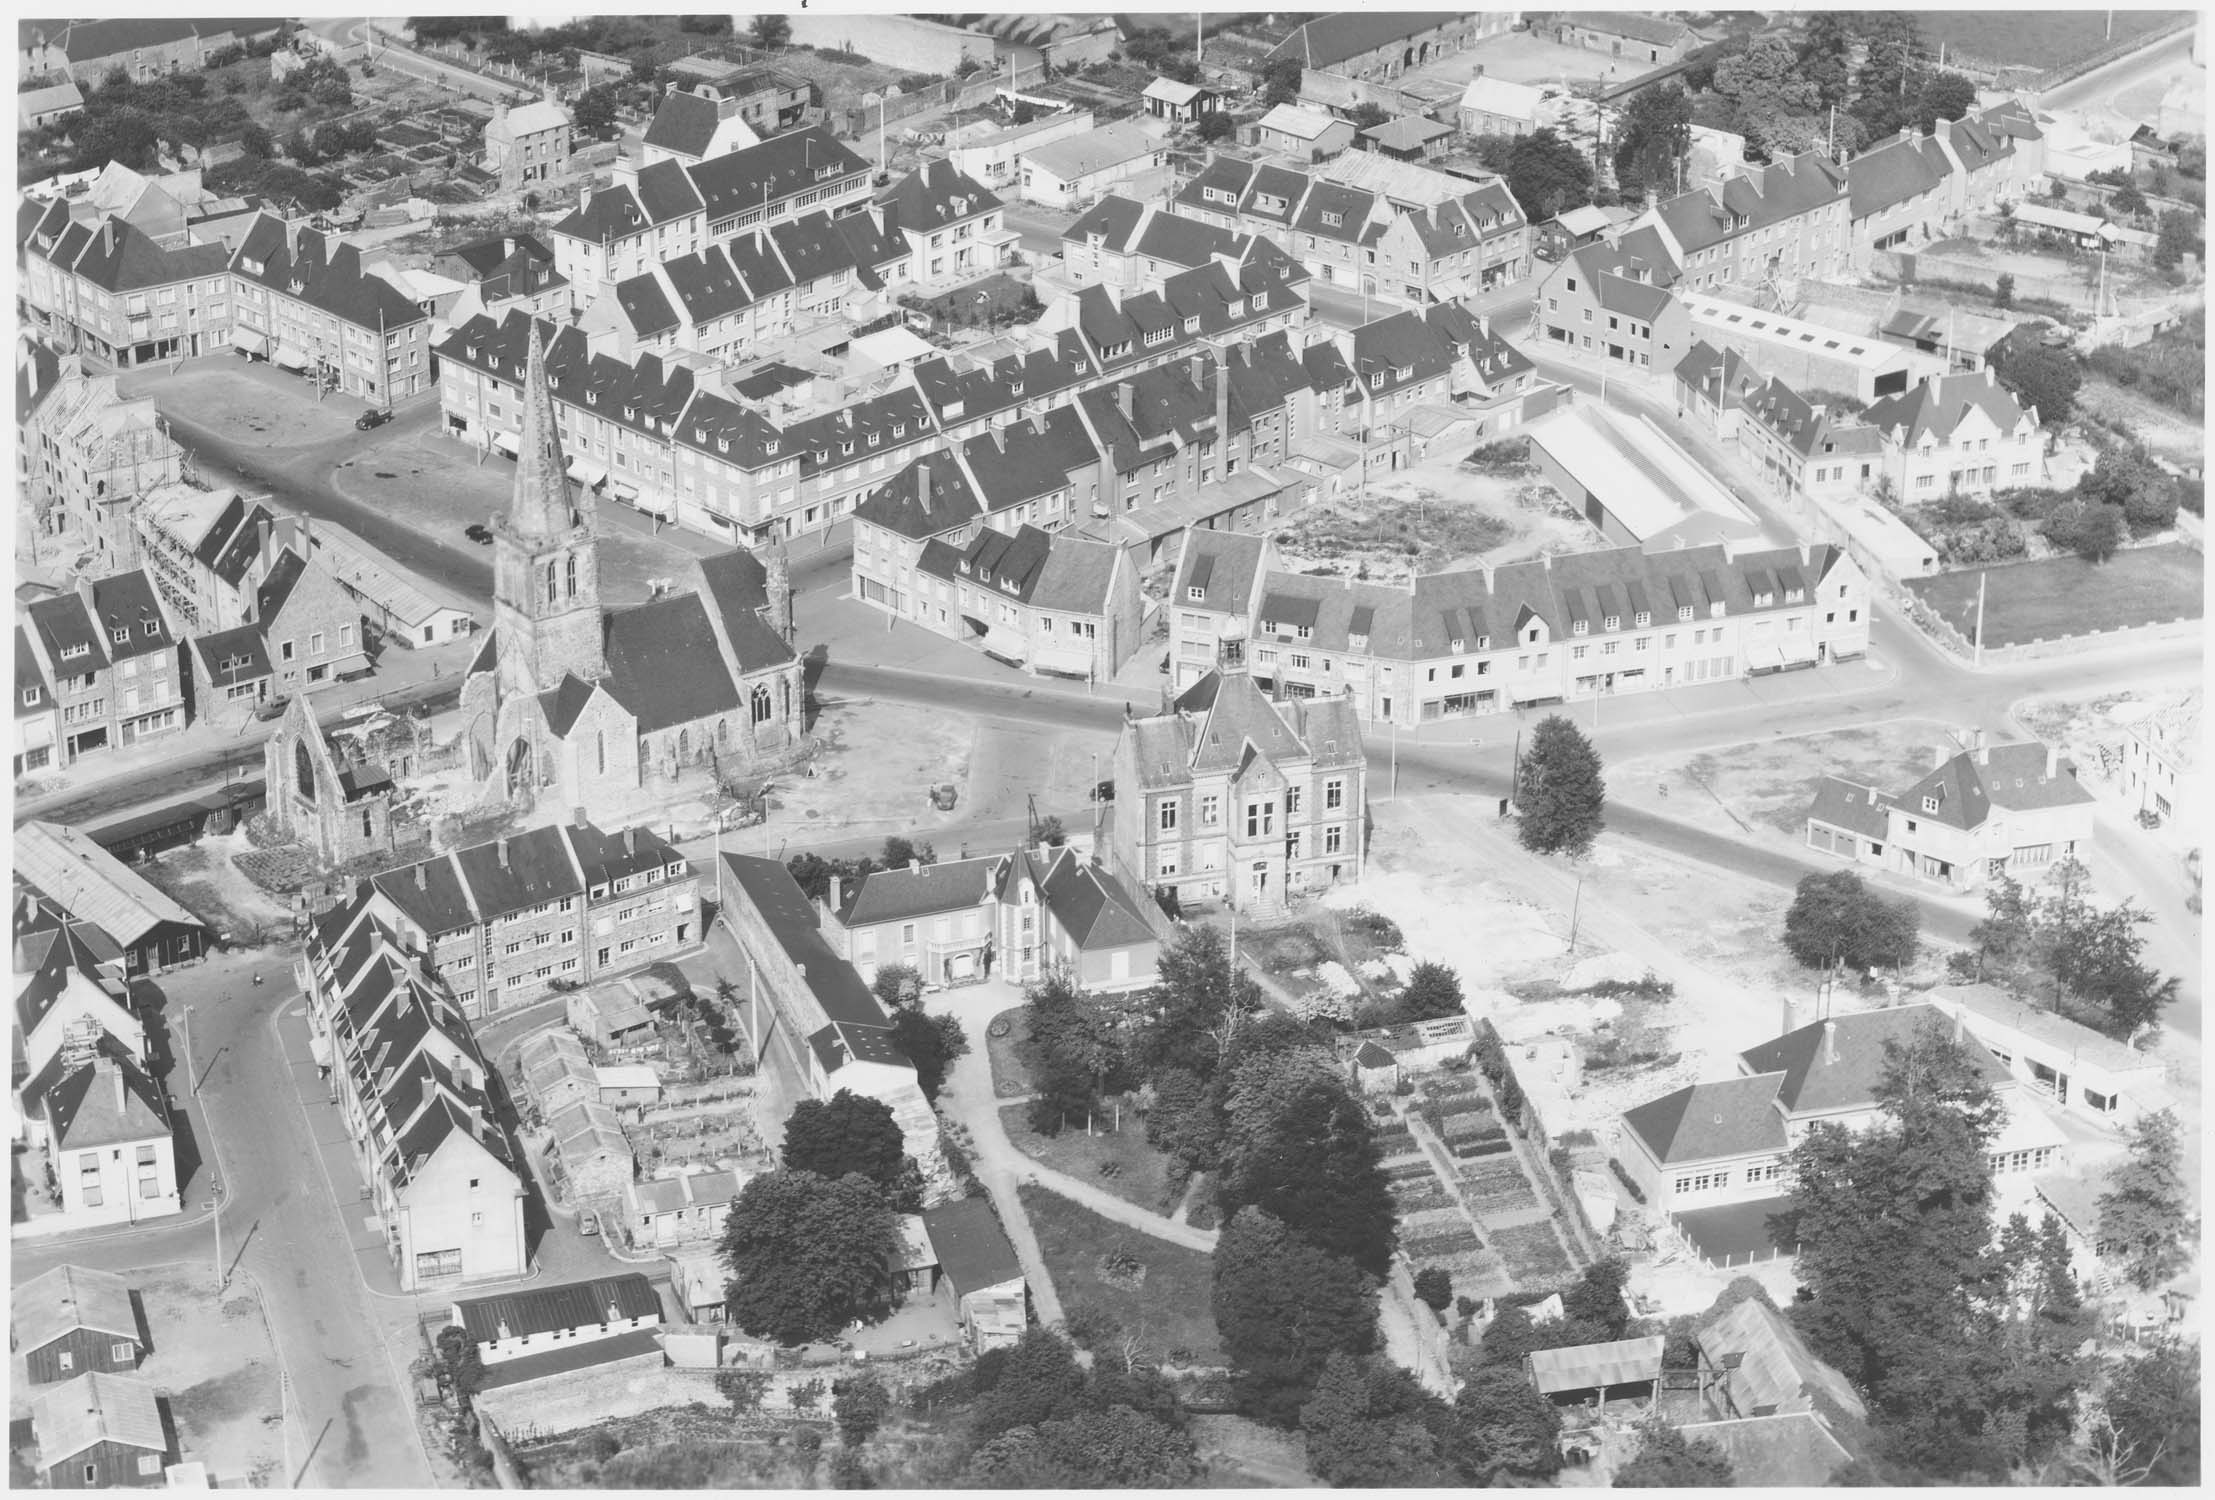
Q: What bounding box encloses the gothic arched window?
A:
[595,730,606,775]
[751,683,772,725]
[543,562,557,605]
[677,726,690,761]
[565,553,578,600]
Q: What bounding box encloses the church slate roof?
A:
[600,594,743,734]
[696,548,795,674]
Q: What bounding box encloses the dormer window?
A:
[868,431,881,447]
[717,438,730,453]
[1370,373,1384,390]
[1228,297,1245,316]
[891,424,905,438]
[1144,328,1171,347]
[1755,592,1774,608]
[60,643,89,661]
[1322,210,1343,228]
[1677,605,1693,622]
[1922,795,1939,813]
[841,440,855,456]
[764,440,779,456]
[585,390,598,405]
[1572,620,1589,636]
[1603,615,1620,632]
[1188,585,1205,601]
[622,405,636,420]
[1634,611,1651,627]
[1183,317,1199,333]
[1009,381,1023,397]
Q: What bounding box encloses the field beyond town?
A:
[1904,545,2205,647]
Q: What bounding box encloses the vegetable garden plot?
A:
[1491,1221,1574,1285]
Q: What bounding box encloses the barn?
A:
[30,1370,168,1488]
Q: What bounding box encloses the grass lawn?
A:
[984,1006,1037,1098]
[1910,10,2188,69]
[1018,1182,1222,1364]
[999,1103,1176,1215]
[1904,546,2204,647]
[1676,720,1952,837]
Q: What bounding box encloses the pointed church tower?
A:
[492,320,605,699]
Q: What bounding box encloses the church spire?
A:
[506,319,573,539]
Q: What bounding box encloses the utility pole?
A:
[1568,871,1584,954]
[1972,569,1987,666]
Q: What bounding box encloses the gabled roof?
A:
[694,546,798,674]
[1257,103,1345,142]
[1364,115,1455,152]
[454,1273,661,1345]
[1556,12,1695,48]
[45,1056,168,1150]
[1863,370,2037,446]
[14,821,204,949]
[1038,851,1157,950]
[1848,132,1951,219]
[687,126,867,226]
[87,570,174,662]
[189,623,273,687]
[1889,741,2092,831]
[853,450,984,541]
[598,593,741,735]
[834,854,1002,928]
[877,158,1001,234]
[920,1197,1025,1296]
[1621,1073,1789,1164]
[1460,74,1545,119]
[1023,120,1162,183]
[12,1265,139,1355]
[31,1371,165,1465]
[718,854,900,1037]
[1738,1004,2009,1117]
[1268,12,1466,70]
[1805,775,1890,842]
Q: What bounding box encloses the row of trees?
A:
[1964,858,2180,1038]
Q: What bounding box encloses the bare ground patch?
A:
[766,698,972,835]
[136,831,297,942]
[1652,720,1958,839]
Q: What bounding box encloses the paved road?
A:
[2041,22,2201,117]
[11,949,433,1489]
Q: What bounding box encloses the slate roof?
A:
[1268,12,1466,69]
[1805,775,1890,842]
[449,826,583,922]
[642,88,726,158]
[1028,533,1120,614]
[920,1198,1025,1296]
[852,451,984,541]
[1038,852,1157,950]
[1364,116,1455,152]
[1621,1073,1789,1164]
[1528,1335,1667,1394]
[1681,1413,1854,1487]
[1697,1296,1869,1422]
[475,1326,666,1391]
[15,626,53,719]
[1863,370,2037,445]
[13,1264,139,1359]
[444,232,554,278]
[1847,132,1952,219]
[1673,340,1761,410]
[695,546,798,673]
[1888,742,2090,832]
[718,854,898,1035]
[598,594,741,734]
[86,570,174,663]
[688,126,867,227]
[454,1273,661,1344]
[878,158,1001,233]
[190,623,273,688]
[46,1057,168,1150]
[1173,530,1268,618]
[231,216,427,333]
[835,854,1001,928]
[31,1371,165,1465]
[1738,1004,2010,1117]
[1558,12,1694,48]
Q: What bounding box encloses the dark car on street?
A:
[464,523,493,545]
[356,408,393,430]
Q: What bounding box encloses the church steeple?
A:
[505,319,575,540]
[491,315,604,697]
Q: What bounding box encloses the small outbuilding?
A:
[921,1198,1028,1351]
[1527,1334,1666,1406]
[13,1265,143,1385]
[30,1370,167,1488]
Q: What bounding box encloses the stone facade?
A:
[260,695,405,867]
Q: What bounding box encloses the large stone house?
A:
[1804,738,2095,890]
[1111,635,1367,917]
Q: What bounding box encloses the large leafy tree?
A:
[2098,1339,2201,1486]
[890,1008,969,1103]
[1299,1353,1465,1487]
[1212,1207,1379,1426]
[1991,330,2083,423]
[1712,32,1820,161]
[1781,869,1920,972]
[1024,974,1128,1134]
[1915,71,1979,131]
[1771,1018,2091,1476]
[1613,84,1693,199]
[971,1326,1093,1439]
[1516,713,1606,857]
[1613,1417,1736,1486]
[2097,1108,2195,1290]
[2036,859,2180,1037]
[1503,128,1594,223]
[1794,12,1857,114]
[781,1089,911,1197]
[722,1170,902,1344]
[971,1405,1199,1487]
[1218,1075,1396,1276]
[1852,11,1930,138]
[1454,1366,1564,1484]
[748,14,791,49]
[1132,922,1263,1081]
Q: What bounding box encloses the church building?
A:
[458,323,804,826]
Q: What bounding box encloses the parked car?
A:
[464,523,494,545]
[356,408,393,430]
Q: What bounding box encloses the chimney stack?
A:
[1214,355,1230,442]
[258,515,274,575]
[415,862,427,889]
[113,1059,127,1117]
[624,827,636,855]
[916,461,932,512]
[1822,1019,1838,1065]
[2045,745,2060,779]
[829,874,842,912]
[497,836,510,869]
[1933,744,1950,770]
[574,806,588,828]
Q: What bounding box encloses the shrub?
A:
[2042,500,2127,561]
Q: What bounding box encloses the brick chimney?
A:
[1822,1019,1838,1065]
[915,460,932,512]
[496,836,510,869]
[828,874,842,913]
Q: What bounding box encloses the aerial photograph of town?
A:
[5,4,2204,1489]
